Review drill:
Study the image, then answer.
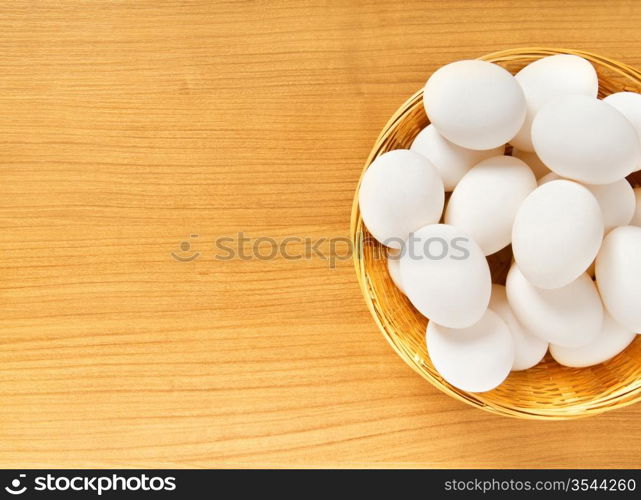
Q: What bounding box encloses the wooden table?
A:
[2,0,641,468]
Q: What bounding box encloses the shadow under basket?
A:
[350,48,641,420]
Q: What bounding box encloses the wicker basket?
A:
[351,48,641,420]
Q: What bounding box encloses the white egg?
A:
[596,225,641,332]
[426,309,514,392]
[445,156,536,255]
[387,251,405,294]
[423,60,526,150]
[358,150,444,248]
[531,94,640,184]
[400,224,491,328]
[410,125,504,191]
[506,264,603,348]
[631,187,641,226]
[584,180,635,233]
[489,284,548,371]
[604,92,641,149]
[511,147,552,179]
[550,312,636,368]
[538,173,635,233]
[512,54,598,152]
[512,180,603,289]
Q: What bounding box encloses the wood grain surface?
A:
[1,0,641,468]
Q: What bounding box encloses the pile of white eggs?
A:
[359,55,641,393]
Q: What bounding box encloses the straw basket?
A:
[350,48,641,420]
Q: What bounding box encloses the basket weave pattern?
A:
[350,48,641,419]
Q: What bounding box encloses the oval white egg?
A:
[596,225,641,332]
[410,125,504,191]
[489,284,548,371]
[512,180,603,289]
[512,54,598,152]
[358,150,444,248]
[506,264,603,348]
[423,60,526,150]
[550,312,636,368]
[445,156,536,255]
[584,180,635,233]
[511,148,551,179]
[631,187,641,226]
[400,224,491,328]
[387,251,405,294]
[426,309,514,392]
[531,94,641,184]
[604,92,641,149]
[539,173,635,233]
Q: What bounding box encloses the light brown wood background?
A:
[1,0,641,468]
